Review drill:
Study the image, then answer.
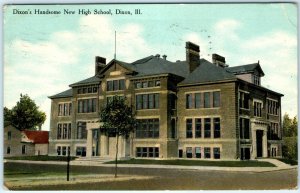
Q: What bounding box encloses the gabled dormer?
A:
[226,62,265,86]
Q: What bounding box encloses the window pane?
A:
[195,118,201,138]
[204,92,210,108]
[186,94,192,109]
[186,147,193,158]
[148,94,154,109]
[136,95,142,110]
[195,147,201,158]
[213,147,220,159]
[155,80,161,86]
[213,91,220,107]
[136,82,141,89]
[214,118,220,138]
[186,119,193,138]
[107,81,113,91]
[148,81,154,87]
[204,118,211,138]
[204,147,211,158]
[142,82,148,88]
[119,79,125,90]
[195,93,201,108]
[154,94,159,109]
[142,94,148,109]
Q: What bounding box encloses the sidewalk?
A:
[4,158,297,173]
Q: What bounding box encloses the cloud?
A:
[213,19,241,40]
[4,15,154,131]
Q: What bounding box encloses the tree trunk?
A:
[115,134,119,178]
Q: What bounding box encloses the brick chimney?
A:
[212,54,228,68]
[186,42,200,72]
[95,56,106,75]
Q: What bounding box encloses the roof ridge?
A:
[131,55,154,65]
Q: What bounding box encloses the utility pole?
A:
[66,148,70,181]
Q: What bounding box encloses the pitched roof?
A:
[179,59,237,85]
[131,55,190,78]
[48,88,73,99]
[69,76,101,87]
[226,63,265,76]
[22,130,49,144]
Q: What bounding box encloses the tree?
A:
[282,113,298,160]
[4,94,46,130]
[99,96,136,178]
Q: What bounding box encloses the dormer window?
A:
[253,75,260,86]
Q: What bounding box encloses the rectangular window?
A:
[78,99,97,113]
[240,118,250,139]
[119,79,125,90]
[93,86,98,93]
[136,94,159,110]
[148,81,154,87]
[107,80,113,91]
[142,81,148,88]
[62,146,67,156]
[142,94,148,109]
[213,147,220,159]
[113,80,119,91]
[7,147,11,154]
[186,147,193,158]
[7,131,11,140]
[195,93,201,108]
[136,119,159,138]
[136,147,159,158]
[22,145,26,154]
[186,119,193,138]
[204,147,211,159]
[57,124,62,139]
[239,92,250,109]
[204,118,211,138]
[58,104,63,116]
[170,94,176,110]
[195,118,201,138]
[68,123,71,139]
[69,103,72,116]
[135,82,142,89]
[213,91,220,107]
[195,147,201,158]
[204,92,210,108]
[155,80,161,87]
[57,146,61,156]
[63,124,68,139]
[254,101,263,117]
[214,118,221,138]
[154,94,159,108]
[186,94,193,109]
[77,122,87,139]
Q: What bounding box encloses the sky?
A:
[3,3,298,130]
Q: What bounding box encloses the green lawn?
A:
[4,155,77,162]
[104,159,276,167]
[277,158,298,166]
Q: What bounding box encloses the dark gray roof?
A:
[49,89,73,99]
[131,55,190,78]
[226,63,265,76]
[179,59,237,85]
[69,76,101,87]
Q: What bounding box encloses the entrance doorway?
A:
[241,147,250,160]
[256,130,263,157]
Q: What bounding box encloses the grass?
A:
[4,155,77,162]
[104,159,276,167]
[277,158,298,166]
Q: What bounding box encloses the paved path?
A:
[4,158,297,173]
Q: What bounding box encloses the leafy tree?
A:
[282,113,298,160]
[99,96,136,178]
[4,94,46,130]
[283,113,297,137]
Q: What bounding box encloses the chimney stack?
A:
[186,42,200,72]
[212,54,228,68]
[162,55,167,60]
[95,56,106,75]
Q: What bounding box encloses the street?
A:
[4,162,298,190]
